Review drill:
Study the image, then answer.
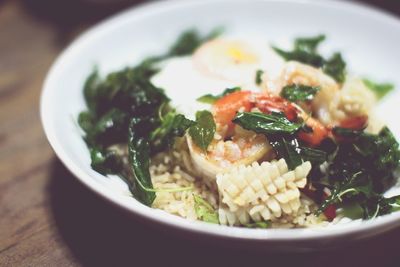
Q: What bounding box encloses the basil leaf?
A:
[197,87,241,104]
[244,221,271,229]
[294,35,326,54]
[255,70,264,85]
[189,110,216,151]
[280,84,320,102]
[233,112,302,135]
[363,79,395,99]
[269,137,303,170]
[89,147,123,175]
[323,53,346,84]
[150,111,195,153]
[168,28,223,57]
[299,146,328,165]
[273,35,347,83]
[332,127,364,138]
[128,118,156,206]
[193,195,219,224]
[272,47,325,68]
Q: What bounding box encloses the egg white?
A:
[151,37,285,119]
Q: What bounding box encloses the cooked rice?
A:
[149,140,330,228]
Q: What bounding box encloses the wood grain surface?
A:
[1,1,400,266]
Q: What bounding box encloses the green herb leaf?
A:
[233,112,302,135]
[78,111,94,133]
[168,28,223,57]
[83,67,101,112]
[127,118,156,206]
[317,127,400,216]
[255,70,264,85]
[193,195,219,224]
[243,221,271,229]
[86,108,128,147]
[197,87,241,104]
[323,53,346,84]
[272,46,325,68]
[150,111,195,153]
[332,127,365,138]
[363,79,395,99]
[273,35,347,83]
[189,110,216,151]
[269,137,303,170]
[294,35,326,54]
[280,84,320,102]
[89,147,123,175]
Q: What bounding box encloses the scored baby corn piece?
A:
[217,159,312,226]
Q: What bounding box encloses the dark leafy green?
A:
[79,29,223,206]
[323,53,346,84]
[273,35,346,83]
[294,35,326,54]
[197,87,241,104]
[332,126,365,138]
[317,127,400,218]
[89,147,123,175]
[233,112,302,135]
[268,136,328,170]
[150,110,195,153]
[280,84,320,102]
[168,28,223,57]
[127,117,157,206]
[269,137,303,170]
[189,110,216,151]
[193,195,219,224]
[272,46,325,68]
[243,221,271,229]
[363,79,395,99]
[362,195,400,219]
[255,70,264,85]
[233,112,327,169]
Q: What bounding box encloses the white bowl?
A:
[41,0,400,249]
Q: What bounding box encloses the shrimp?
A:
[187,125,272,185]
[188,91,299,184]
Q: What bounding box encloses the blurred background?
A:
[0,0,400,266]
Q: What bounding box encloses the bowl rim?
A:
[41,0,400,242]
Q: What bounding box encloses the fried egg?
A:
[151,37,285,119]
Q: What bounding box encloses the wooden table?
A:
[1,1,400,266]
